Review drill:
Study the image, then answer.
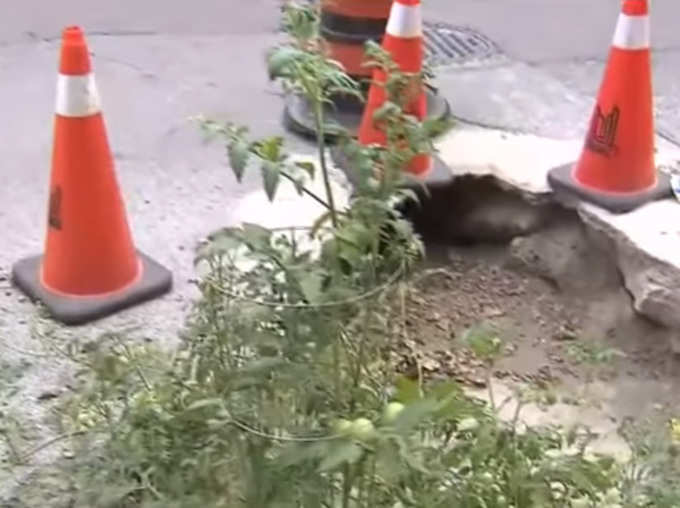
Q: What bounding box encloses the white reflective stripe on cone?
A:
[612,14,650,50]
[386,3,422,38]
[55,74,102,117]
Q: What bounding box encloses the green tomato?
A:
[382,402,405,423]
[349,418,376,441]
[457,417,480,432]
[331,418,352,436]
[603,488,621,504]
[480,472,493,483]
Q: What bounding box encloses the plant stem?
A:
[356,458,366,507]
[342,464,352,508]
[367,455,377,508]
[18,430,87,463]
[351,309,371,413]
[486,365,496,411]
[279,170,332,210]
[511,399,524,437]
[314,102,338,228]
[333,334,342,410]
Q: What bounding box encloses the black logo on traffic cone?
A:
[586,105,620,157]
[48,186,62,230]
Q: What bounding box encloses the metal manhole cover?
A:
[424,22,501,65]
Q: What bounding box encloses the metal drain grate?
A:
[424,22,501,65]
[276,10,501,66]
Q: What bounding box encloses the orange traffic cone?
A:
[548,0,671,213]
[357,0,433,177]
[12,26,172,325]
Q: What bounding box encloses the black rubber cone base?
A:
[12,251,173,326]
[548,163,673,214]
[284,87,450,142]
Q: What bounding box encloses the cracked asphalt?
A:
[1,0,680,501]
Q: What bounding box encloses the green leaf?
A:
[91,351,124,382]
[241,222,273,249]
[227,140,250,182]
[318,441,363,472]
[310,211,333,238]
[388,219,415,243]
[295,161,315,180]
[198,118,227,140]
[323,118,352,137]
[253,136,285,162]
[336,243,362,270]
[336,223,371,251]
[86,484,142,507]
[422,116,455,138]
[391,398,440,434]
[375,441,407,482]
[267,46,308,81]
[281,2,318,42]
[462,325,503,363]
[197,228,243,259]
[298,271,324,304]
[396,188,421,207]
[430,380,465,401]
[249,331,283,354]
[239,357,286,376]
[229,377,270,392]
[262,161,281,202]
[373,101,401,123]
[394,376,421,403]
[185,398,223,412]
[293,177,305,197]
[277,441,330,468]
[399,446,431,476]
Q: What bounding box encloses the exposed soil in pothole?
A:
[394,173,680,427]
[394,241,680,425]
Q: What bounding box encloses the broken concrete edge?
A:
[433,122,680,342]
[434,122,680,194]
[578,205,680,331]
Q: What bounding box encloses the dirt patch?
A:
[395,241,680,424]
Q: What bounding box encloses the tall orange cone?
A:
[548,0,671,213]
[357,0,433,177]
[12,26,172,325]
